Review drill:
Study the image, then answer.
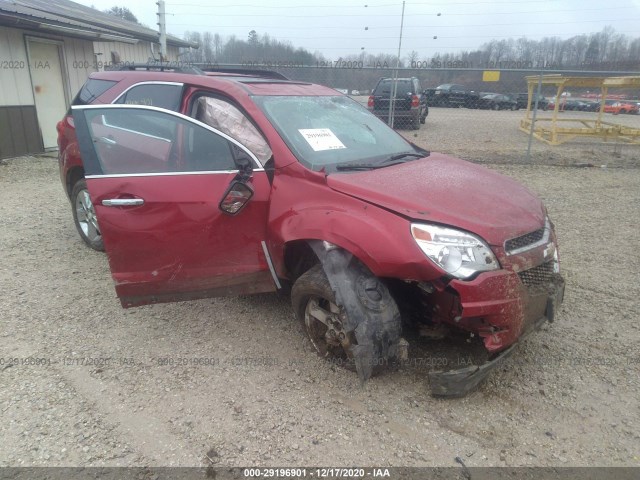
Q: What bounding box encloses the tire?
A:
[510,104,517,111]
[493,104,499,111]
[292,264,400,374]
[411,113,421,130]
[71,179,104,251]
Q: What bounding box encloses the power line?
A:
[173,18,640,27]
[170,8,635,18]
[167,0,630,8]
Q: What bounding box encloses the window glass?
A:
[82,107,236,175]
[254,95,413,171]
[375,80,412,95]
[195,97,272,165]
[114,84,182,111]
[72,79,117,106]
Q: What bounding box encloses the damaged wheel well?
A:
[283,240,319,283]
[67,167,85,198]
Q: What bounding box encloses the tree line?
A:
[180,27,640,72]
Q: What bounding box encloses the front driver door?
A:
[72,104,277,307]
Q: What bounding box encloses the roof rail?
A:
[200,67,289,81]
[106,63,205,75]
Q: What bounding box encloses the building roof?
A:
[0,0,196,48]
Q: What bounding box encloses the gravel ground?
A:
[1,139,639,468]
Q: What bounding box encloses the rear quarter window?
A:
[114,83,183,111]
[72,79,118,106]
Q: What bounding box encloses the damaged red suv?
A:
[57,65,564,396]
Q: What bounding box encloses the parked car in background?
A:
[428,84,479,108]
[477,93,518,111]
[367,77,428,129]
[604,100,639,114]
[57,65,564,397]
[516,93,549,110]
[576,100,601,112]
[562,99,590,111]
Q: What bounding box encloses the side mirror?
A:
[219,181,254,215]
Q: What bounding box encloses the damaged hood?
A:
[326,153,545,246]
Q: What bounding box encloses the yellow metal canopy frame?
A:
[519,74,640,145]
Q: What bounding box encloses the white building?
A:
[0,0,195,158]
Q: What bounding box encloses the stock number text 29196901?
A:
[243,468,391,478]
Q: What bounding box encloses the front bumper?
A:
[428,276,565,397]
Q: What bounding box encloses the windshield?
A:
[253,95,417,171]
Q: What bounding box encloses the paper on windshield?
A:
[298,128,346,152]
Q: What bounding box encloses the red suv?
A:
[58,65,564,396]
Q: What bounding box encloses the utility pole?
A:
[388,1,405,128]
[156,0,167,62]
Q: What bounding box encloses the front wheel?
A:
[292,264,401,375]
[71,179,104,251]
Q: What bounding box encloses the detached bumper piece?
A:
[428,278,565,397]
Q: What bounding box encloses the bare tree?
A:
[104,6,138,23]
[406,50,419,66]
[202,32,214,63]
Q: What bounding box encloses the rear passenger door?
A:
[72,105,276,308]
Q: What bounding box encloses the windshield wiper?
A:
[387,152,426,162]
[335,152,427,171]
[335,163,380,171]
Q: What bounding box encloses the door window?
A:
[79,107,239,176]
[194,97,272,165]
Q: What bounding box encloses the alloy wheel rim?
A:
[304,296,353,363]
[75,189,101,242]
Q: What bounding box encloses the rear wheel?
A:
[71,179,104,251]
[412,112,421,130]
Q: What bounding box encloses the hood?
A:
[326,153,545,246]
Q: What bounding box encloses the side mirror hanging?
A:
[219,181,254,215]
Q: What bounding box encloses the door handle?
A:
[102,198,144,207]
[94,136,117,145]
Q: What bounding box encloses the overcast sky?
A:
[77,0,640,60]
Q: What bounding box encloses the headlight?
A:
[411,224,499,279]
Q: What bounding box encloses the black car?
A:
[560,99,600,112]
[477,93,518,110]
[516,93,549,110]
[429,84,479,108]
[367,77,428,129]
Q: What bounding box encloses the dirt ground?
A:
[1,119,639,468]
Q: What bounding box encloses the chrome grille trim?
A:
[505,218,551,255]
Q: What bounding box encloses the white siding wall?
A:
[62,37,97,99]
[0,27,95,107]
[0,28,35,106]
[93,41,179,68]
